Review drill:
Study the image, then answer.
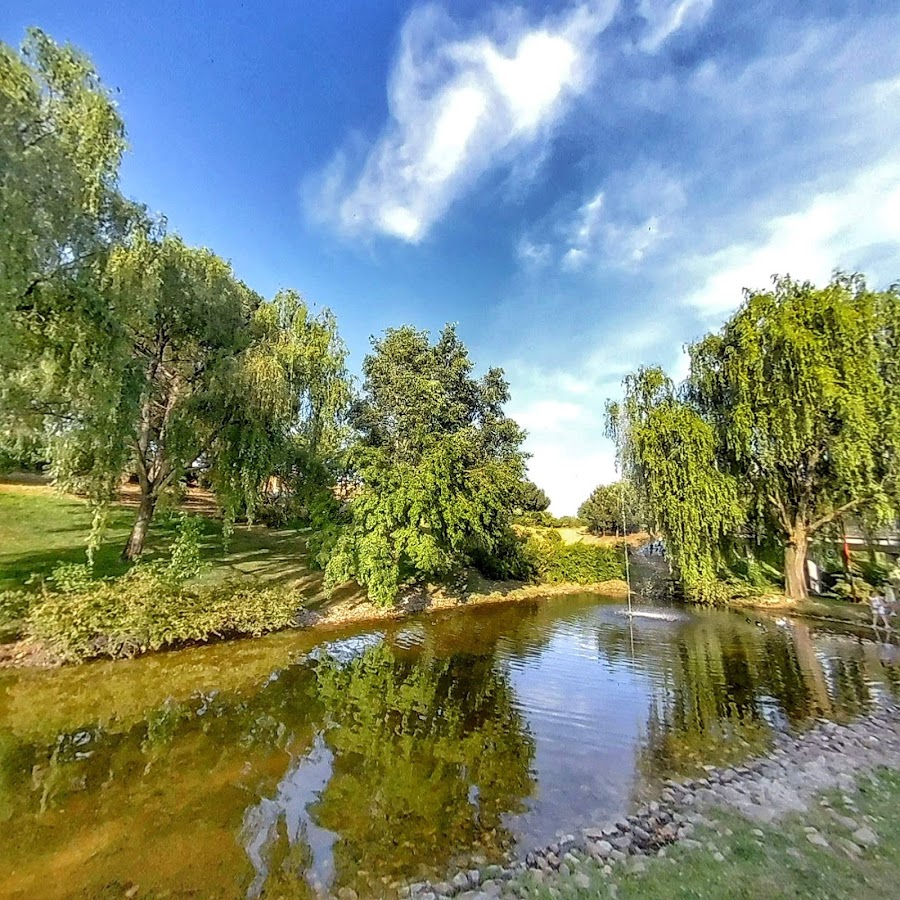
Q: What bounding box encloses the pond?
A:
[2,592,898,898]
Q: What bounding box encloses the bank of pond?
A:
[1,591,898,898]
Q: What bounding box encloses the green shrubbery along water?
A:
[27,570,303,662]
[524,529,624,584]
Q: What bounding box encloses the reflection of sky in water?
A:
[5,594,900,899]
[499,607,655,845]
[242,735,336,897]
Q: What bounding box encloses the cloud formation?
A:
[638,0,715,52]
[560,162,685,270]
[313,2,617,242]
[684,154,900,315]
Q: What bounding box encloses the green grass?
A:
[522,768,900,899]
[0,484,313,591]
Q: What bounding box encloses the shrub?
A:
[683,579,734,605]
[47,562,94,593]
[0,589,35,641]
[26,569,304,662]
[526,534,624,584]
[469,527,538,581]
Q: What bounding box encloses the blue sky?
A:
[4,0,900,512]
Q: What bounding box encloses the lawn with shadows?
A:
[0,481,315,593]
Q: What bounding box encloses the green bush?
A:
[0,589,35,641]
[683,579,734,605]
[526,534,624,584]
[26,569,304,662]
[47,562,94,593]
[469,527,538,581]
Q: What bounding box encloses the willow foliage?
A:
[606,367,742,595]
[0,28,136,356]
[688,274,900,599]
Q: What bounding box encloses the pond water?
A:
[2,592,899,899]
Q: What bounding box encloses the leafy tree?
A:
[688,274,900,599]
[324,324,527,605]
[606,367,742,598]
[578,480,641,535]
[0,29,137,361]
[517,478,551,513]
[13,230,348,560]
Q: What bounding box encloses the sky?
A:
[4,0,900,513]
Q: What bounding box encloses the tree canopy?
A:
[0,29,137,361]
[517,479,551,513]
[610,274,900,601]
[606,367,742,597]
[688,274,900,598]
[578,480,641,536]
[324,324,527,605]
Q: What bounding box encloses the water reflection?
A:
[0,595,898,898]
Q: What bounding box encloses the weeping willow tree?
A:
[1,28,142,465]
[610,274,900,602]
[208,289,350,526]
[606,367,742,600]
[0,29,136,342]
[688,274,900,600]
[12,229,348,560]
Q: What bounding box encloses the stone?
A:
[681,839,703,851]
[558,863,571,879]
[713,852,726,863]
[433,884,453,895]
[529,870,545,884]
[612,834,633,851]
[852,826,879,847]
[602,865,613,876]
[452,872,471,891]
[468,869,482,887]
[590,840,613,859]
[574,872,591,890]
[337,889,359,900]
[806,833,830,848]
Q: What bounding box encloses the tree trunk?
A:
[123,489,158,560]
[784,527,810,601]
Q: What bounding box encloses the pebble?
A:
[806,833,830,848]
[713,852,726,862]
[574,872,591,890]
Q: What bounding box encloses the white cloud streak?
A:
[638,0,715,52]
[312,2,618,242]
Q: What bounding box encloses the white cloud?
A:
[684,153,900,315]
[312,2,617,242]
[638,0,715,52]
[557,163,684,270]
[516,236,553,268]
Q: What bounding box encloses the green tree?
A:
[517,478,551,513]
[606,367,742,598]
[324,324,527,605]
[0,29,136,360]
[688,274,900,600]
[13,230,348,560]
[578,480,641,535]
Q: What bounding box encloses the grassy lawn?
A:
[521,768,900,899]
[0,482,315,593]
